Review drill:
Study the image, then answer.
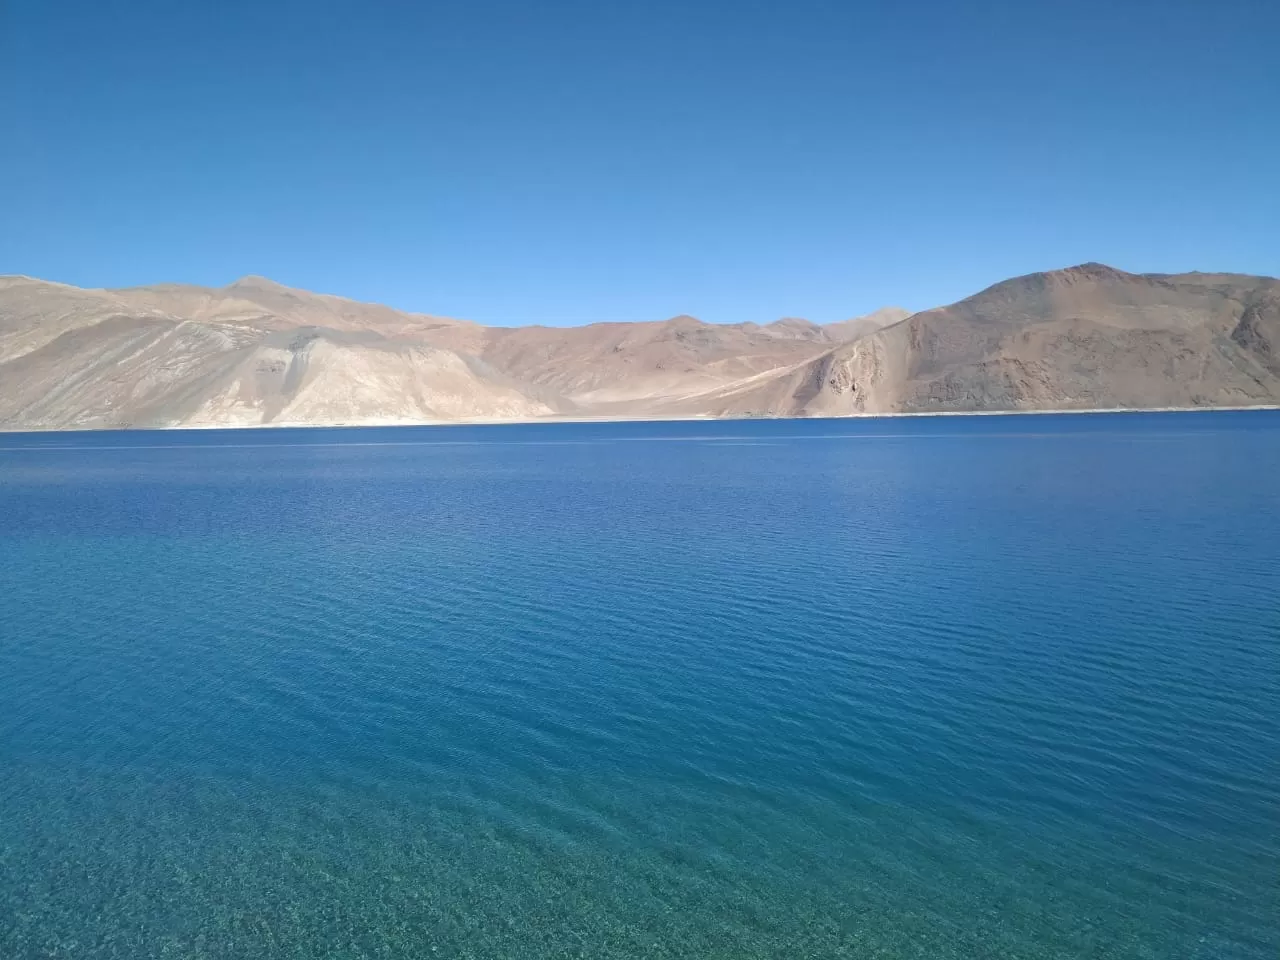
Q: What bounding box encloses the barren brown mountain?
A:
[791,263,1280,415]
[1,264,1276,429]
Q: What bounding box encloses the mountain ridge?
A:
[1,265,1277,429]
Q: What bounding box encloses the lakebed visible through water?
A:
[1,412,1277,959]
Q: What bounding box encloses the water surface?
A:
[2,412,1278,958]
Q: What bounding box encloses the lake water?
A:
[1,412,1277,959]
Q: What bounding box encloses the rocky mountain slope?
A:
[0,265,1276,429]
[788,264,1280,415]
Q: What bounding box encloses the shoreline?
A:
[1,404,1278,435]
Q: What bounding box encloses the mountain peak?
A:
[1051,262,1135,282]
[226,275,293,291]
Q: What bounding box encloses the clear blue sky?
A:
[3,0,1277,325]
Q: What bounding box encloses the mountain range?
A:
[1,263,1277,430]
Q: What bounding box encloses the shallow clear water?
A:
[1,412,1278,959]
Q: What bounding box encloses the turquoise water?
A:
[1,412,1277,959]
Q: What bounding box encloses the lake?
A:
[1,412,1277,959]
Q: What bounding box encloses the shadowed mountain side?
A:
[1,265,1278,429]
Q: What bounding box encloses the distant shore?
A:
[2,404,1278,434]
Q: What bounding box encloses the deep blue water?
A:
[1,412,1278,959]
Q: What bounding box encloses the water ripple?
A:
[1,412,1278,959]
